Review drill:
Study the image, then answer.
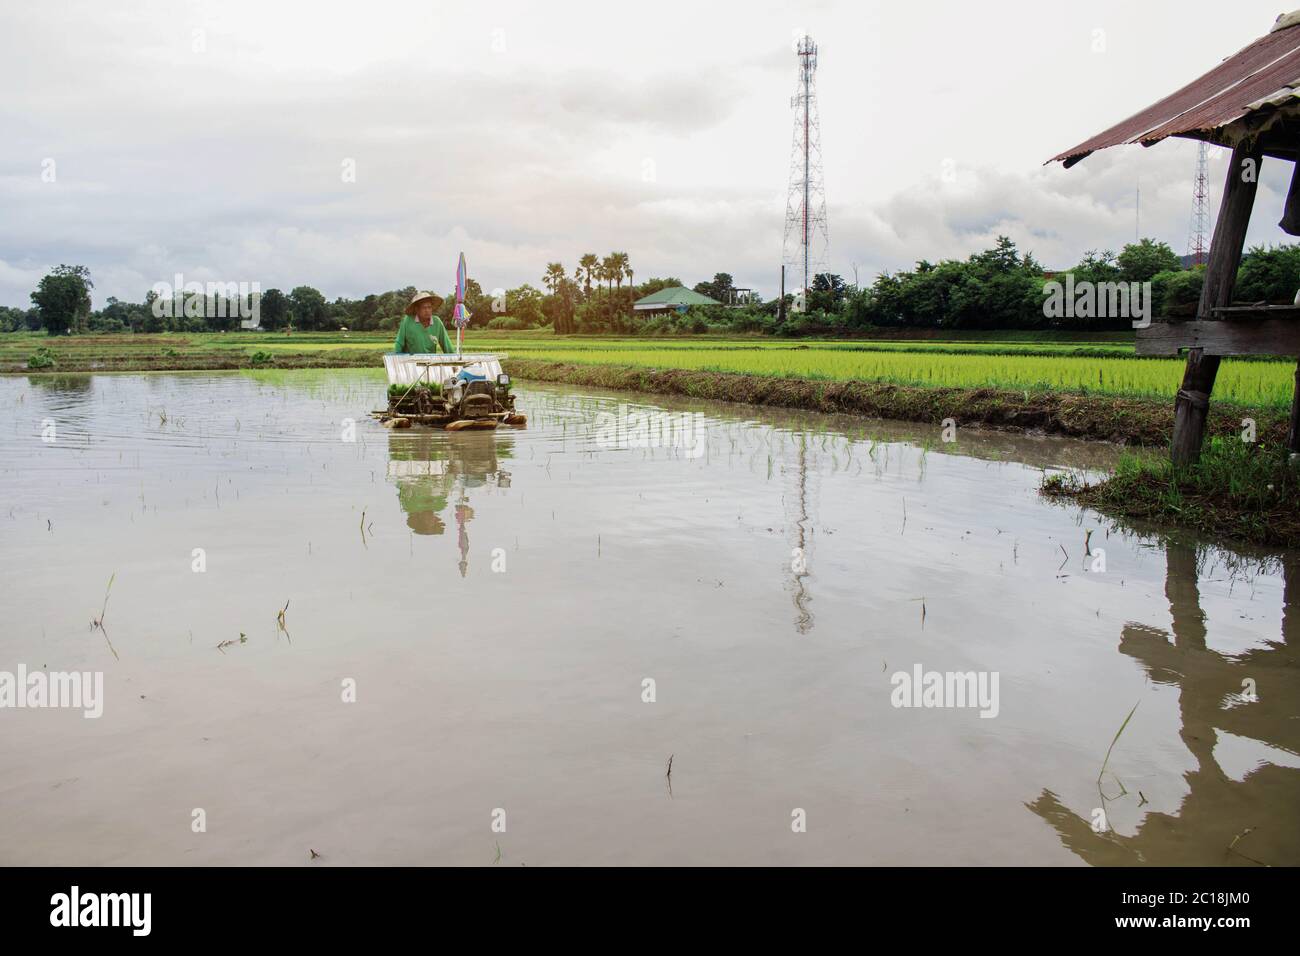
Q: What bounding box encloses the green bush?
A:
[1151,268,1203,316]
[777,314,836,336]
[249,350,274,366]
[725,309,777,334]
[856,237,1047,331]
[1235,244,1300,303]
[487,316,526,331]
[27,347,56,369]
[575,300,613,333]
[681,304,776,334]
[1117,239,1182,283]
[87,314,126,333]
[637,314,674,335]
[682,313,708,334]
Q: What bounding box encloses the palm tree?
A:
[623,263,636,320]
[600,254,617,295]
[578,253,598,298]
[543,262,565,296]
[555,276,577,335]
[611,252,630,292]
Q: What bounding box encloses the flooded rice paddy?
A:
[1,369,1297,866]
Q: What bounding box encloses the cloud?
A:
[1,0,1296,307]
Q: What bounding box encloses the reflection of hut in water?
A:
[385,430,512,574]
[1028,543,1300,865]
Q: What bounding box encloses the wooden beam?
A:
[1136,319,1300,356]
[1171,141,1262,466]
[1210,304,1300,319]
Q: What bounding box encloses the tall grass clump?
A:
[1042,438,1300,547]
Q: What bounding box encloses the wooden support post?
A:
[1171,141,1262,466]
[1280,158,1300,236]
[1288,359,1300,455]
[1197,142,1262,318]
[1284,555,1298,645]
[1171,348,1220,465]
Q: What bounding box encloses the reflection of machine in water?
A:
[1028,543,1300,865]
[386,429,512,576]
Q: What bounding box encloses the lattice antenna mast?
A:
[783,35,828,307]
[1187,141,1211,266]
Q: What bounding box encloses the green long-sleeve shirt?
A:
[394,315,454,354]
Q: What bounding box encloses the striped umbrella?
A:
[452,252,469,356]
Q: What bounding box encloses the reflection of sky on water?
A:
[0,369,1295,865]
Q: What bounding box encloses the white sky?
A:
[2,0,1298,306]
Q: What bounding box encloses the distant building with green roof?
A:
[632,286,723,313]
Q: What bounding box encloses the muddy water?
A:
[1,369,1296,866]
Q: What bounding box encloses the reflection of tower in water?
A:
[785,431,816,634]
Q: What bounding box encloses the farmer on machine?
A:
[394,291,454,354]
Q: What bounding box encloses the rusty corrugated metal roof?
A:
[1049,14,1300,167]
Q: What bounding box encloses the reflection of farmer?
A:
[386,431,513,567]
[389,431,450,535]
[393,291,453,354]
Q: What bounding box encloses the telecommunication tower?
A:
[783,35,828,308]
[1187,141,1210,266]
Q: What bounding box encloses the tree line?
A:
[7,240,1300,336]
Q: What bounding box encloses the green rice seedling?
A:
[508,346,1295,407]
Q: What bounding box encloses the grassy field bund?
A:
[4,329,1296,446]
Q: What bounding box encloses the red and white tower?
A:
[1187,141,1211,266]
[783,35,828,308]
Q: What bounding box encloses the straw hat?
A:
[404,290,445,315]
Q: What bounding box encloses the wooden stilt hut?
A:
[1049,11,1300,464]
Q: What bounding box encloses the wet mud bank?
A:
[5,351,381,373]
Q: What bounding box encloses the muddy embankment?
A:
[3,351,382,374]
[504,359,1288,447]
